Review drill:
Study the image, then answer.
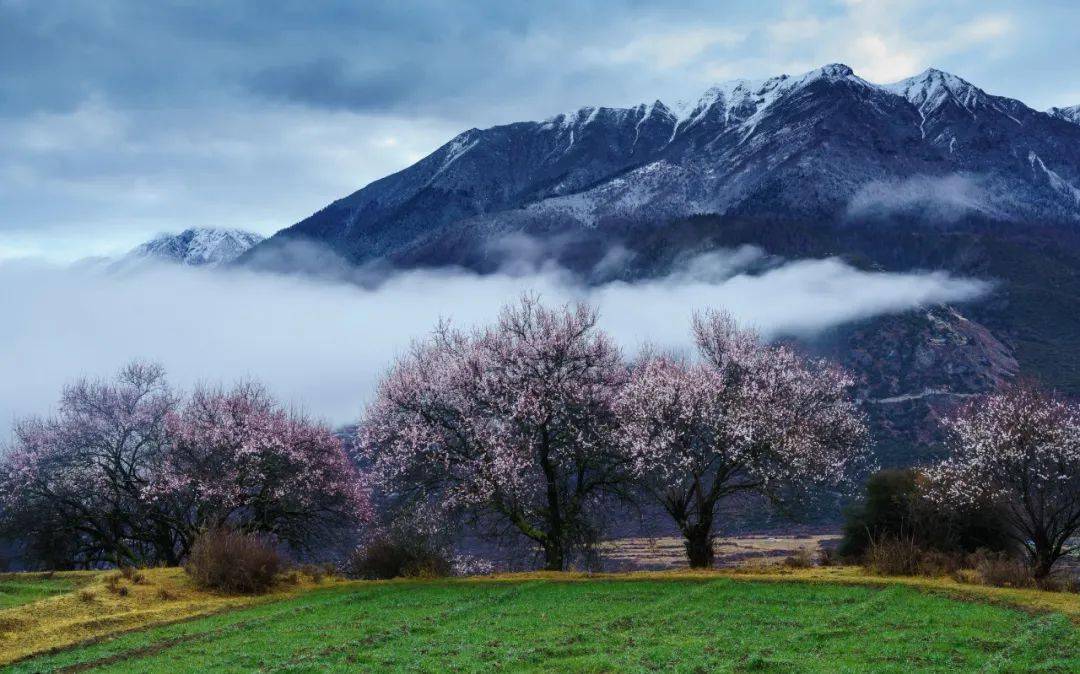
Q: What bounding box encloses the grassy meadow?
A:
[2,569,1079,673]
[0,574,80,611]
[0,567,334,666]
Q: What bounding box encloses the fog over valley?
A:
[0,249,987,436]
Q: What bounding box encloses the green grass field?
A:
[0,574,78,611]
[6,577,1079,673]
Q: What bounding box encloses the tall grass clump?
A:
[184,528,283,594]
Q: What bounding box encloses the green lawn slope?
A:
[6,575,1078,673]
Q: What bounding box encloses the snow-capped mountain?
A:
[246,63,1080,269]
[124,228,264,267]
[1048,104,1080,126]
[236,63,1080,467]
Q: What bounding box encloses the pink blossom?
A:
[928,382,1080,577]
[615,311,869,567]
[358,296,625,571]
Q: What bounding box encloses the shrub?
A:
[969,550,1036,589]
[915,549,964,577]
[299,563,338,583]
[184,528,283,594]
[344,536,453,580]
[840,469,1012,560]
[118,566,146,584]
[816,547,837,567]
[104,573,124,594]
[863,536,964,577]
[782,549,814,569]
[863,536,923,576]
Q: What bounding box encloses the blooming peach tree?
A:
[357,297,626,571]
[0,363,371,568]
[616,312,869,567]
[156,382,372,556]
[930,382,1080,578]
[0,362,176,566]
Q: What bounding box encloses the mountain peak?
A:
[124,228,264,267]
[916,67,977,88]
[883,67,986,111]
[673,63,869,135]
[813,63,856,79]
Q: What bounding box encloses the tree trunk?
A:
[543,539,565,571]
[1031,548,1056,580]
[684,528,714,568]
[538,428,565,572]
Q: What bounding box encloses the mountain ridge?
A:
[233,64,1080,468]
[243,62,1080,272]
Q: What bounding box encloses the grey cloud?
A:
[248,58,424,113]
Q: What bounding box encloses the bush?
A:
[971,551,1036,589]
[104,572,125,594]
[863,536,923,576]
[862,536,965,577]
[817,547,837,567]
[840,469,1012,560]
[344,536,453,580]
[118,566,146,584]
[299,562,338,583]
[184,528,283,594]
[782,549,814,569]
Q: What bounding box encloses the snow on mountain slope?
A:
[1048,104,1080,126]
[672,63,872,138]
[124,228,264,267]
[246,63,1080,271]
[884,69,994,116]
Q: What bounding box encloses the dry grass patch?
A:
[0,567,337,665]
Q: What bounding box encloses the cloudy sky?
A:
[2,0,1078,261]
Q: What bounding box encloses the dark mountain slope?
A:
[244,64,1080,271]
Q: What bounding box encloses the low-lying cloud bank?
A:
[846,173,997,222]
[0,251,988,435]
